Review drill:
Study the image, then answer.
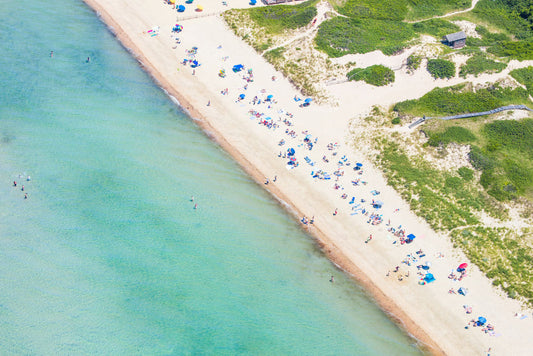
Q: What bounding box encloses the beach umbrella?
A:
[186,0,194,3]
[407,233,416,240]
[373,201,384,208]
[266,94,273,100]
[459,263,468,270]
[288,148,295,156]
[169,0,176,4]
[423,273,435,283]
[304,98,313,103]
[196,5,203,11]
[478,316,487,325]
[177,5,185,12]
[264,117,272,121]
[239,93,245,99]
[250,0,257,4]
[356,162,363,167]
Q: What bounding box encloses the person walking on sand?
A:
[333,208,338,216]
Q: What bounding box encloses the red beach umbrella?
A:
[459,263,468,269]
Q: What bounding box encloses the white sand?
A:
[84,0,533,354]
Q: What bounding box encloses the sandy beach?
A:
[82,0,533,354]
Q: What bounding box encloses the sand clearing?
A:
[84,0,533,354]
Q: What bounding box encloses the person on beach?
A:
[207,100,210,106]
[21,185,24,191]
[333,208,338,216]
[264,178,269,185]
[13,181,17,187]
[310,216,314,224]
[273,175,277,182]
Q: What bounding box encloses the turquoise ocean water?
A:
[0,1,422,354]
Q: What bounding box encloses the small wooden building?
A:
[442,31,467,49]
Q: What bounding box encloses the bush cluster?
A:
[510,66,533,96]
[248,0,318,33]
[426,59,456,79]
[393,84,530,117]
[347,65,395,86]
[459,53,506,78]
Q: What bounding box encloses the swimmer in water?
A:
[194,204,198,209]
[86,56,90,63]
[190,196,194,202]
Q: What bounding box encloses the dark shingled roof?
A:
[443,31,467,42]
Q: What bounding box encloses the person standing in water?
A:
[86,56,90,63]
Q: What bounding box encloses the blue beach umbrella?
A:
[356,162,363,167]
[239,93,245,100]
[177,5,185,12]
[478,316,487,325]
[407,233,416,240]
[423,273,435,283]
[288,148,295,156]
[267,94,273,100]
[250,0,257,4]
[304,98,313,103]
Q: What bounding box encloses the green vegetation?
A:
[422,118,533,201]
[394,83,531,117]
[426,58,456,79]
[377,138,482,231]
[248,0,318,33]
[426,126,477,146]
[347,65,395,86]
[450,226,533,304]
[332,0,472,22]
[487,41,533,60]
[412,19,461,38]
[510,66,533,95]
[371,122,533,304]
[459,53,506,77]
[471,0,533,60]
[406,54,422,71]
[334,0,407,21]
[315,17,415,57]
[405,0,472,21]
[466,26,510,47]
[473,0,533,40]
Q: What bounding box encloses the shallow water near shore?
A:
[0,0,422,354]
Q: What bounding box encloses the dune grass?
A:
[510,66,533,96]
[347,65,395,86]
[393,83,531,117]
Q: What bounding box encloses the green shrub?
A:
[335,0,408,21]
[458,167,474,181]
[412,19,461,38]
[406,54,422,71]
[459,53,506,77]
[347,65,395,86]
[393,84,530,117]
[488,41,533,60]
[427,59,456,79]
[473,0,533,40]
[405,0,472,21]
[426,126,477,147]
[248,0,318,33]
[392,117,401,125]
[315,17,415,57]
[510,66,533,96]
